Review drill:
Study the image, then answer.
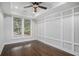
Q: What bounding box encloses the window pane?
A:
[14,17,22,35]
[24,19,30,35]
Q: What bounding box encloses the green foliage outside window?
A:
[14,17,22,35]
[14,17,30,36]
[24,20,30,35]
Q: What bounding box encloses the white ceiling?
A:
[0,2,64,19]
[36,2,79,21]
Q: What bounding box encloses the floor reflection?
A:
[11,44,32,51]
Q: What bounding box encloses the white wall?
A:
[3,15,35,44]
[0,2,79,56]
[3,15,13,41]
[35,4,79,55]
[37,15,63,49]
[0,14,36,54]
[0,9,4,54]
[31,20,38,40]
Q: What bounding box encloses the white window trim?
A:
[12,16,32,39]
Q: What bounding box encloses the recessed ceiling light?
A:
[15,6,18,9]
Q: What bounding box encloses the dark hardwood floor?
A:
[1,40,74,56]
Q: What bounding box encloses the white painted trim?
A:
[30,19,33,37]
[60,13,64,49]
[42,39,76,55]
[12,17,32,39]
[0,39,35,55]
[21,18,24,36]
[36,5,79,56]
[37,4,79,23]
[4,39,34,45]
[38,39,75,55]
[38,35,63,42]
[72,8,75,54]
[12,16,14,39]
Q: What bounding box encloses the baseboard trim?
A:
[38,39,75,56]
[4,39,34,45]
[0,39,35,55]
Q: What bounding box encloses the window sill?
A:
[13,35,32,39]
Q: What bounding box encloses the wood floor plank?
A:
[1,40,74,56]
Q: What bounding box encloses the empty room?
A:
[0,2,79,56]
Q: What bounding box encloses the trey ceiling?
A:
[0,2,66,19]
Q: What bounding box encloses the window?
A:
[13,17,31,37]
[24,19,30,35]
[14,17,22,35]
